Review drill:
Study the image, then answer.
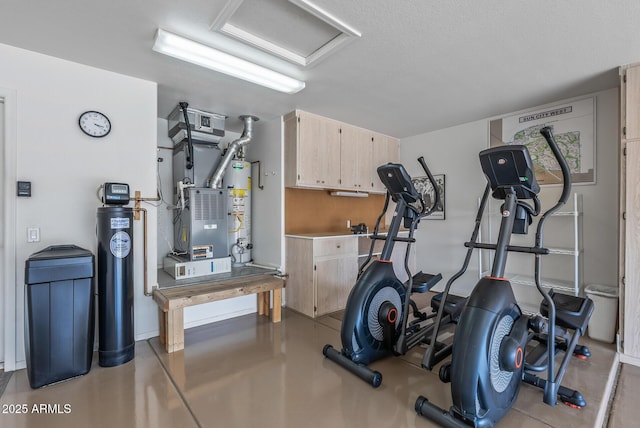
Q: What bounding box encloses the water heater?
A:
[224,161,252,266]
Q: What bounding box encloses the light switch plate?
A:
[27,227,40,243]
[17,181,31,197]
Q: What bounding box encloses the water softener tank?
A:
[97,206,135,367]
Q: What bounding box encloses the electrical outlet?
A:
[27,227,40,243]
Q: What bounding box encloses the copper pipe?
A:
[134,191,161,220]
[133,191,163,296]
[134,206,153,296]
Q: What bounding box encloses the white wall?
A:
[0,43,158,369]
[0,98,5,364]
[248,117,285,307]
[400,120,489,296]
[247,117,284,270]
[401,88,619,300]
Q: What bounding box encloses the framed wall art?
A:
[412,174,445,219]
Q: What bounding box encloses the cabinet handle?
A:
[337,244,341,248]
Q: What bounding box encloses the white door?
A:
[0,98,5,365]
[0,88,16,371]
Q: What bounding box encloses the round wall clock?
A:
[79,111,111,137]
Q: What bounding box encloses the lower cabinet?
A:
[315,255,358,316]
[285,236,358,318]
[285,233,414,318]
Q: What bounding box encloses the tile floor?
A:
[0,307,630,428]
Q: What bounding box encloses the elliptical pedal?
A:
[430,292,467,322]
[411,271,442,293]
[539,290,594,333]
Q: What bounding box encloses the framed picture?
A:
[489,96,596,185]
[412,174,445,219]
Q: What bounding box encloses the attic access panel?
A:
[211,0,361,67]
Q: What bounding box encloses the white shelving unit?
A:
[510,193,582,297]
[481,193,583,312]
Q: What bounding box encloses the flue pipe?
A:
[210,115,259,188]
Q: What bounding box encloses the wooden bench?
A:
[153,273,285,353]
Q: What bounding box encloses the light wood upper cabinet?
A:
[372,133,400,193]
[284,110,341,189]
[624,66,640,140]
[285,110,399,193]
[340,125,373,190]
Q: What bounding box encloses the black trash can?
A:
[24,245,95,388]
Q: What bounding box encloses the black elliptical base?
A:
[322,344,382,388]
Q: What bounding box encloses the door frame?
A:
[1,87,17,371]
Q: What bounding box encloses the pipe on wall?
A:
[209,115,259,189]
[133,191,160,297]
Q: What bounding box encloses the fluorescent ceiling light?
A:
[152,29,305,94]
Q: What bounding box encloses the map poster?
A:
[490,97,595,185]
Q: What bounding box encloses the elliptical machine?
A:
[323,157,466,387]
[415,127,594,427]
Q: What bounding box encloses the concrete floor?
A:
[0,307,627,428]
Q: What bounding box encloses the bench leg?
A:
[159,309,167,346]
[258,291,271,317]
[264,291,270,317]
[258,291,266,316]
[272,288,282,323]
[164,308,185,353]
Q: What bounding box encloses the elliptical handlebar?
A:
[539,127,572,213]
[417,156,440,218]
[535,126,574,406]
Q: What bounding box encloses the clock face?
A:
[79,111,111,137]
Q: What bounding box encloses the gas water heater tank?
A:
[224,161,252,266]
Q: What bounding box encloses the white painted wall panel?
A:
[0,42,158,368]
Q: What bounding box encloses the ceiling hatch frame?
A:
[210,0,361,67]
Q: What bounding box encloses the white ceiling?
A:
[0,0,638,137]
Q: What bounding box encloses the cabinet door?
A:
[285,237,315,317]
[625,66,640,140]
[624,140,640,357]
[340,125,373,190]
[371,133,400,193]
[315,256,358,316]
[297,111,341,188]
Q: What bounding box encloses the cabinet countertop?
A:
[285,230,406,239]
[285,232,367,239]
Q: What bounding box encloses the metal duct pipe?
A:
[210,115,259,189]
